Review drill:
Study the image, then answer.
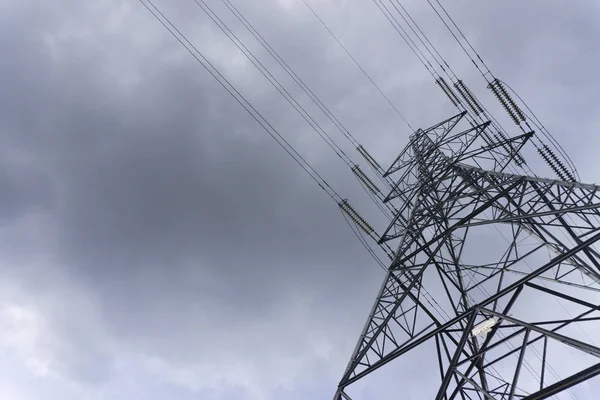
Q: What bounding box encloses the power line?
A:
[427,0,492,79]
[215,0,362,152]
[301,0,413,131]
[138,0,340,202]
[370,0,572,189]
[424,0,580,180]
[217,0,405,213]
[189,0,354,166]
[372,0,438,77]
[188,0,408,231]
[140,0,395,265]
[370,0,519,165]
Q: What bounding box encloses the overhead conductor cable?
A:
[140,0,395,266]
[373,0,522,172]
[302,0,413,131]
[213,0,398,206]
[140,2,521,345]
[425,0,579,180]
[138,0,339,203]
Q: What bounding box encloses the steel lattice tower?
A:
[335,112,600,400]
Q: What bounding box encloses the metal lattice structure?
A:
[139,2,600,397]
[335,112,600,400]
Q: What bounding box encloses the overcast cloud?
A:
[0,0,599,399]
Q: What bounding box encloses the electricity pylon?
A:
[335,112,600,400]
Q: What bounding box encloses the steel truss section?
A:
[335,115,600,400]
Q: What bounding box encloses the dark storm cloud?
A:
[0,0,388,390]
[2,0,366,276]
[1,0,599,398]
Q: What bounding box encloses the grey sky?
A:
[0,0,599,399]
